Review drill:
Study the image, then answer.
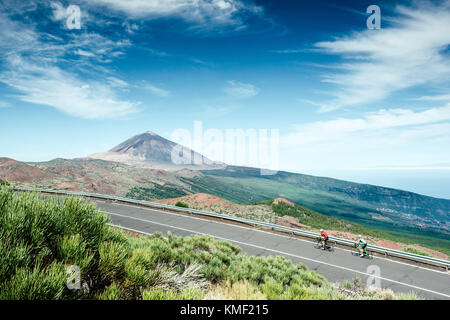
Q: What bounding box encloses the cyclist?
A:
[357,235,368,257]
[320,229,329,250]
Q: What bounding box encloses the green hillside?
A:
[176,166,449,253]
[270,202,450,257]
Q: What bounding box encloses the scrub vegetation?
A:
[126,185,187,201]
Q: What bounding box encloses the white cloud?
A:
[144,84,171,97]
[411,94,450,101]
[0,55,138,119]
[123,21,140,34]
[0,13,39,54]
[0,13,137,119]
[313,2,450,111]
[280,103,450,171]
[0,101,11,108]
[107,76,129,88]
[223,80,259,98]
[68,33,131,62]
[283,104,450,146]
[84,0,261,27]
[75,49,95,57]
[50,2,67,22]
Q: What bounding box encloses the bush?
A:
[0,262,67,300]
[57,234,93,272]
[97,283,122,300]
[0,179,9,186]
[175,201,189,208]
[98,241,128,283]
[402,247,432,257]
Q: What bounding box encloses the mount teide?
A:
[1,130,448,244]
[89,131,225,170]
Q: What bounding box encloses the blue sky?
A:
[1,0,450,198]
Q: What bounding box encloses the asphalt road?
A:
[94,199,450,300]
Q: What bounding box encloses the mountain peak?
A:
[89,130,226,170]
[145,130,157,135]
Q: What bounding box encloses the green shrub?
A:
[97,283,122,300]
[98,241,128,282]
[402,247,432,257]
[0,241,32,282]
[126,185,187,201]
[0,262,67,300]
[261,279,283,300]
[57,234,93,271]
[175,201,189,208]
[0,188,115,299]
[0,179,9,186]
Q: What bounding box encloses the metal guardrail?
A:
[13,187,450,271]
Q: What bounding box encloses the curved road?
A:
[93,199,450,300]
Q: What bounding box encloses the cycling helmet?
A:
[358,235,362,238]
[320,229,324,232]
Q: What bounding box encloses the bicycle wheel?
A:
[314,239,322,249]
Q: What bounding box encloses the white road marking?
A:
[96,200,450,275]
[106,211,450,298]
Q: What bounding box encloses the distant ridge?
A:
[89,131,225,170]
[0,157,51,183]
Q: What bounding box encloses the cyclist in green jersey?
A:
[357,235,368,257]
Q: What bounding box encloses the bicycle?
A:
[314,237,334,252]
[351,243,373,259]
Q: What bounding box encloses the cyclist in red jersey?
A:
[320,229,329,250]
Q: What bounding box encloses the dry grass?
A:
[334,278,422,300]
[204,280,265,300]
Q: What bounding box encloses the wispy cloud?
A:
[223,80,259,98]
[270,48,309,54]
[122,21,140,34]
[281,103,450,171]
[50,2,66,22]
[83,0,262,29]
[0,55,138,119]
[313,2,450,112]
[75,49,95,57]
[0,10,137,119]
[411,94,450,101]
[0,101,11,108]
[107,76,129,88]
[143,84,171,97]
[283,103,450,146]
